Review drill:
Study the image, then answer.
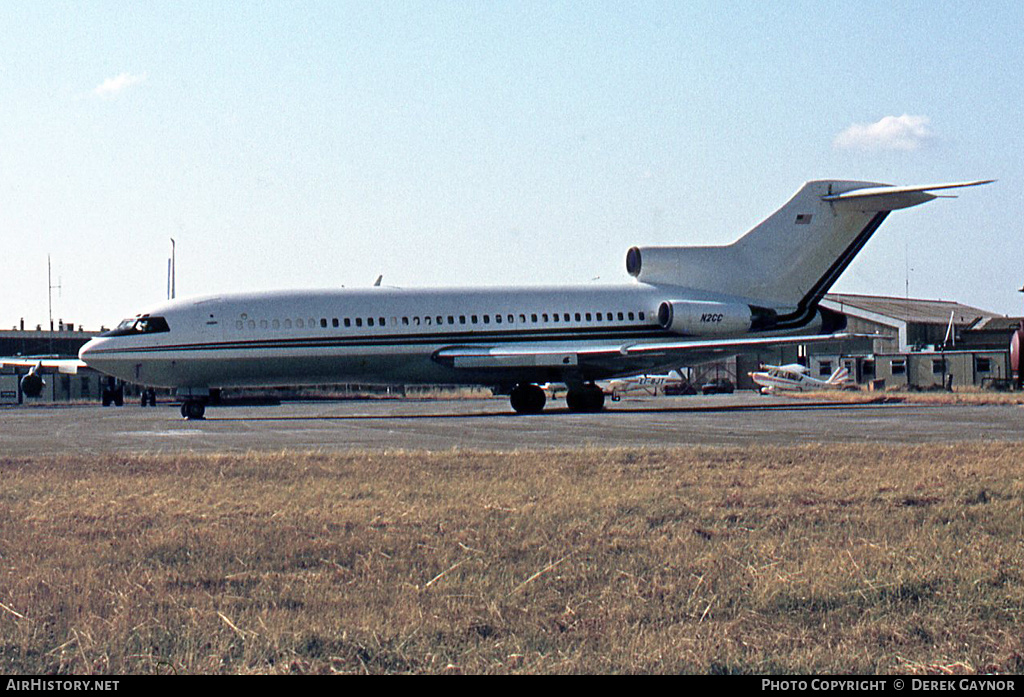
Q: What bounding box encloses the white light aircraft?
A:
[79,179,991,419]
[599,371,687,401]
[749,363,853,393]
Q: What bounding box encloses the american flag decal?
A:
[795,214,812,224]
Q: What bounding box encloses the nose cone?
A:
[78,336,121,377]
[78,337,101,364]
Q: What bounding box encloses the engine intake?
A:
[20,373,44,398]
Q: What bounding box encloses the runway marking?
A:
[196,401,922,422]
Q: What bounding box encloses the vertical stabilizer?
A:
[626,180,991,327]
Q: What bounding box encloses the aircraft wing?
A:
[0,357,87,375]
[434,333,864,376]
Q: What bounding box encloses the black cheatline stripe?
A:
[773,211,890,330]
[88,325,672,355]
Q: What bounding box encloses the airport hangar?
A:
[734,293,1022,392]
[2,293,1022,405]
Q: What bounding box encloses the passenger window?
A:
[639,311,645,321]
[285,319,292,329]
[332,318,339,327]
[320,318,327,328]
[531,314,537,322]
[273,319,280,329]
[356,318,362,327]
[368,318,375,327]
[297,318,304,328]
[402,317,409,325]
[437,316,443,325]
[628,312,635,320]
[471,315,478,324]
[483,315,490,324]
[495,315,502,324]
[585,313,592,321]
[544,314,551,322]
[460,316,466,324]
[575,313,582,321]
[344,318,351,327]
[617,312,624,321]
[248,320,256,330]
[448,316,455,324]
[235,320,243,330]
[596,313,602,321]
[563,313,570,322]
[425,316,432,325]
[261,320,268,329]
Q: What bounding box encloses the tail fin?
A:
[826,366,851,385]
[627,180,991,322]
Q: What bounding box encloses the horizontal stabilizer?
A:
[822,180,994,211]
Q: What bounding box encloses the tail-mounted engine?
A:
[657,300,782,337]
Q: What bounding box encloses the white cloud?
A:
[833,114,935,151]
[93,72,147,98]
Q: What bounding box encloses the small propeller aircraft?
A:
[749,363,852,393]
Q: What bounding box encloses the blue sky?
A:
[2,1,1022,330]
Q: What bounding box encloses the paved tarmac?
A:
[1,393,1021,456]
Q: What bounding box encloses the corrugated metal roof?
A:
[970,316,1024,332]
[823,293,1002,327]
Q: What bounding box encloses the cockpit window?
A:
[101,315,171,337]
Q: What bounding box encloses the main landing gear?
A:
[565,383,605,413]
[508,382,606,414]
[509,383,546,414]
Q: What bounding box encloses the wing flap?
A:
[434,333,867,371]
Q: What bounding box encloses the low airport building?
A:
[0,326,103,404]
[736,293,1021,391]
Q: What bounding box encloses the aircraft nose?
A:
[78,337,104,364]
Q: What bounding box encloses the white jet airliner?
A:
[78,179,990,419]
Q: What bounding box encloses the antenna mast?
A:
[169,238,176,299]
[47,255,62,330]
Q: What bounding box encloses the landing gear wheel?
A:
[180,400,206,420]
[141,391,149,407]
[509,383,546,414]
[566,384,605,413]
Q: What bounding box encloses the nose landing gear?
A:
[180,399,206,420]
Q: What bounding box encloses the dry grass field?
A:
[787,389,1024,406]
[1,443,1023,674]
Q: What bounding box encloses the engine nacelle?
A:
[657,300,753,337]
[20,372,44,398]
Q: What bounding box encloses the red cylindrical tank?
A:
[1012,322,1024,389]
